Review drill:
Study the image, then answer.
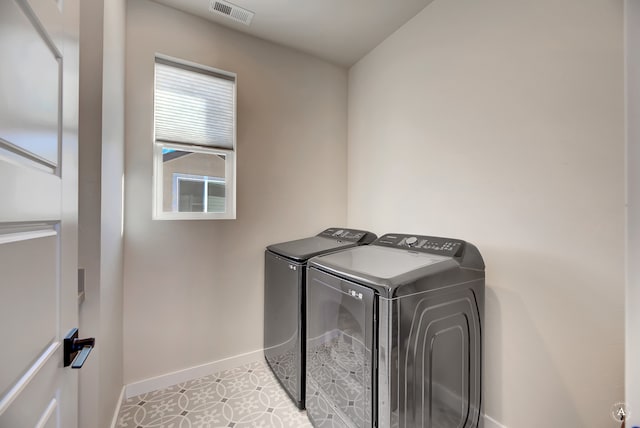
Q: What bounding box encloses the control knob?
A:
[405,236,418,246]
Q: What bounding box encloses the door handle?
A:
[63,328,95,369]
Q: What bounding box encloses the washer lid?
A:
[267,227,377,262]
[309,245,454,292]
[267,236,358,262]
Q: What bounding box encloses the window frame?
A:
[151,55,237,221]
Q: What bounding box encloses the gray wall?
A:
[78,0,126,426]
[124,0,348,384]
[347,0,624,427]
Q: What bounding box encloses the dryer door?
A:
[306,267,375,428]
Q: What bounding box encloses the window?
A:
[153,56,236,220]
[172,173,225,212]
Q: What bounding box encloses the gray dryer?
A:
[264,228,376,409]
[305,233,485,428]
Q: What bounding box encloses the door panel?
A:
[0,0,79,426]
[0,352,60,426]
[0,159,61,221]
[306,268,375,428]
[28,0,65,45]
[0,0,61,166]
[36,399,59,428]
[0,231,58,397]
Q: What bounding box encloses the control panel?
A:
[318,228,372,243]
[374,233,465,257]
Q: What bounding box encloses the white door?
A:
[0,0,80,427]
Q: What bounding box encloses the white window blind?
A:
[155,58,235,150]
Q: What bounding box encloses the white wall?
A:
[99,0,126,423]
[347,0,625,427]
[78,0,125,426]
[78,0,102,421]
[124,0,348,385]
[626,1,640,426]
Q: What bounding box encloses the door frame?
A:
[626,0,640,426]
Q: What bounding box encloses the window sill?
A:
[152,212,236,221]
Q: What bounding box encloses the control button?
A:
[406,236,418,246]
[334,229,344,236]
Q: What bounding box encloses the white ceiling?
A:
[151,0,433,67]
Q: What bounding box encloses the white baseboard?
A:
[109,385,126,428]
[124,349,263,399]
[484,414,508,428]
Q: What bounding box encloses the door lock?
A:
[63,328,95,369]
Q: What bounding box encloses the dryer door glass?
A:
[306,268,375,428]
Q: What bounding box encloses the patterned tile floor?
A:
[116,360,313,428]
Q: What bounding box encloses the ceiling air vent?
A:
[209,0,254,26]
